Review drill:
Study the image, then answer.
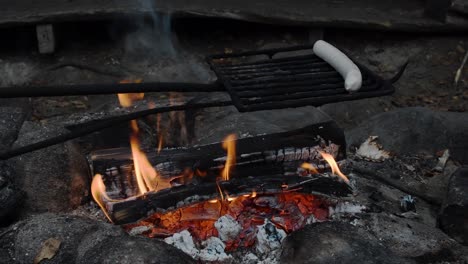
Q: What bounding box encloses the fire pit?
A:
[0,10,468,264]
[86,92,354,260]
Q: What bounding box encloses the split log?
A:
[89,121,349,224]
[91,121,346,199]
[106,175,352,225]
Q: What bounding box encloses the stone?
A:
[11,213,194,264]
[319,97,393,130]
[280,221,411,264]
[439,167,468,245]
[354,213,468,261]
[0,99,30,150]
[346,107,468,164]
[191,93,332,145]
[12,121,90,215]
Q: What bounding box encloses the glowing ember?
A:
[319,151,349,183]
[221,134,237,181]
[124,192,332,250]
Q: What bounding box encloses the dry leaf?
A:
[34,238,61,264]
[356,136,391,162]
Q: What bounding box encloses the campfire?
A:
[85,90,354,260]
[0,11,467,264]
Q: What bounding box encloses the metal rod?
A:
[0,100,232,160]
[0,82,223,98]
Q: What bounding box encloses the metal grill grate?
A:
[208,45,393,112]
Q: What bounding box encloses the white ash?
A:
[356,136,391,162]
[128,225,152,236]
[240,152,262,158]
[174,195,213,208]
[215,215,242,242]
[330,202,366,216]
[276,149,285,162]
[350,218,361,226]
[283,148,296,161]
[199,237,233,262]
[241,253,259,264]
[306,215,319,225]
[164,230,199,259]
[255,219,286,263]
[164,230,233,263]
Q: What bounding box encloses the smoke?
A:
[121,0,175,59]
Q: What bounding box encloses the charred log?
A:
[90,121,346,199]
[106,175,352,225]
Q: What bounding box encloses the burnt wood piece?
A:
[91,121,346,198]
[106,175,352,225]
[439,167,468,245]
[1,0,468,31]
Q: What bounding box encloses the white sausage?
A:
[313,40,362,92]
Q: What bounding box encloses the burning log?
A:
[91,121,346,199]
[89,121,349,224]
[105,175,351,224]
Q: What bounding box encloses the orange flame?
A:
[156,113,164,154]
[216,180,225,201]
[130,134,172,194]
[221,134,237,181]
[319,151,349,183]
[91,174,114,222]
[118,79,144,108]
[300,163,319,174]
[118,93,145,107]
[157,135,164,154]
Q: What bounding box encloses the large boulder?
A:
[11,213,195,264]
[346,107,468,163]
[280,221,411,264]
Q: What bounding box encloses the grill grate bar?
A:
[240,89,393,109]
[219,62,332,75]
[221,65,335,80]
[216,55,322,70]
[235,79,377,98]
[207,45,399,112]
[229,71,341,86]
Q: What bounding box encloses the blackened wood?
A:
[107,175,352,224]
[92,121,345,172]
[439,167,468,245]
[91,121,346,198]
